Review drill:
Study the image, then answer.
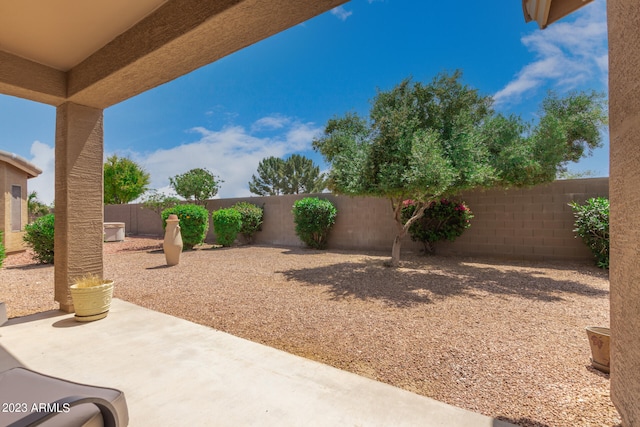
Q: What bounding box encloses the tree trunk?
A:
[391,214,410,267]
[391,234,402,267]
[389,197,427,267]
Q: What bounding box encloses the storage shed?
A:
[0,150,42,253]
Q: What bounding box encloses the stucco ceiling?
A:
[0,0,168,71]
[0,0,349,108]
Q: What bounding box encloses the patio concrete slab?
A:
[0,299,514,426]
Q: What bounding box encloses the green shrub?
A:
[23,213,55,264]
[232,202,263,243]
[569,197,609,269]
[401,199,473,254]
[161,204,209,249]
[0,231,5,268]
[292,197,337,249]
[212,208,243,247]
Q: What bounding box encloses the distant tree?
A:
[27,191,50,222]
[281,154,326,194]
[313,71,607,266]
[169,168,222,205]
[104,155,150,204]
[140,190,180,216]
[249,156,285,196]
[557,169,597,180]
[249,155,326,196]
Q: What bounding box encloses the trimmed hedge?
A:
[212,208,242,247]
[0,231,5,268]
[232,202,264,243]
[23,213,55,264]
[292,197,337,249]
[570,197,609,269]
[161,204,209,249]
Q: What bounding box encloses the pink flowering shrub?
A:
[401,199,473,254]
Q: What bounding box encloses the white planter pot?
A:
[70,280,114,322]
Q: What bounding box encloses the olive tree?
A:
[313,71,607,266]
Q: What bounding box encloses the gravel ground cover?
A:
[1,237,619,426]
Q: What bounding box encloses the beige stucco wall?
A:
[608,0,640,424]
[0,163,29,253]
[105,178,608,262]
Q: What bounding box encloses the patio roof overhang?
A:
[0,0,348,109]
[521,0,594,29]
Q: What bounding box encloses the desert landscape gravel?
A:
[1,237,619,426]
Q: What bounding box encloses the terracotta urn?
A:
[164,214,183,266]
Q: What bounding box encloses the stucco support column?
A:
[54,102,104,312]
[608,0,640,424]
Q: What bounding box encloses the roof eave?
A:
[0,150,43,179]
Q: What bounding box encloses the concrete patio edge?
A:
[0,299,515,426]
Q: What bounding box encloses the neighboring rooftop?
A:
[0,150,42,178]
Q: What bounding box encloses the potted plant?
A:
[69,274,114,322]
[585,326,610,373]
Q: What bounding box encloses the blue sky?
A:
[0,0,608,205]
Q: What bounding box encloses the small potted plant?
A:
[69,274,114,322]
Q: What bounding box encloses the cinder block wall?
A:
[202,194,412,250]
[105,178,608,262]
[436,178,609,260]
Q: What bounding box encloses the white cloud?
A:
[131,117,323,200]
[493,0,607,106]
[285,123,323,148]
[28,141,55,205]
[18,117,323,206]
[330,6,352,21]
[252,115,291,131]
